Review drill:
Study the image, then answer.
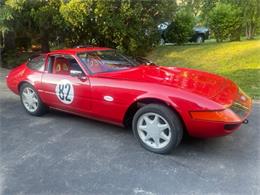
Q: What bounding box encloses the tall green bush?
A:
[208,3,242,42]
[165,9,195,45]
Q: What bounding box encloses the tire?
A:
[196,35,204,44]
[132,104,183,154]
[19,83,48,116]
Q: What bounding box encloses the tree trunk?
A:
[40,30,50,53]
[246,22,255,40]
[230,27,241,41]
[248,22,252,39]
[0,47,2,67]
[4,31,16,52]
[245,23,249,38]
[0,32,3,67]
[251,22,256,39]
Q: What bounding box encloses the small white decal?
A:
[55,79,74,104]
[104,96,114,102]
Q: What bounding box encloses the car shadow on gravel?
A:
[42,109,227,156]
[1,95,256,159]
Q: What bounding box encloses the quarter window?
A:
[27,55,46,71]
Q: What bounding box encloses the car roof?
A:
[49,47,113,55]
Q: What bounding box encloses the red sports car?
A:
[6,47,252,154]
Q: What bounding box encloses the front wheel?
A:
[20,83,48,116]
[132,104,183,154]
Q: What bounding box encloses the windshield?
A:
[77,50,139,74]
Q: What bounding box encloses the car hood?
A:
[95,65,237,103]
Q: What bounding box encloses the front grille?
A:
[230,103,248,119]
[230,88,251,119]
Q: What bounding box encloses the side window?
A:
[48,55,84,75]
[27,55,46,71]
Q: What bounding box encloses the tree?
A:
[243,0,260,39]
[31,0,64,52]
[219,0,260,40]
[200,0,260,40]
[0,0,13,67]
[59,0,96,46]
[208,3,242,42]
[179,0,203,16]
[60,0,177,55]
[1,0,178,60]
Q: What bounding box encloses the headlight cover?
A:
[190,88,252,122]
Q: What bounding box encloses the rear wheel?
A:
[20,83,48,116]
[132,104,183,154]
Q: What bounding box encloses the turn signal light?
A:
[190,109,241,122]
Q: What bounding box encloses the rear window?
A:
[27,55,46,71]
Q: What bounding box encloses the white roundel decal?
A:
[55,79,74,104]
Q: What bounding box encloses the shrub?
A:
[208,3,242,42]
[165,9,195,45]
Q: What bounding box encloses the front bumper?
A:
[188,89,252,138]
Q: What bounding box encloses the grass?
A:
[147,38,260,99]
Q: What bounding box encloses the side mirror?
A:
[70,70,84,77]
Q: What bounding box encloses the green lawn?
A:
[147,38,260,100]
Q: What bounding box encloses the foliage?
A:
[59,0,177,55]
[208,3,242,42]
[1,0,260,63]
[30,0,64,52]
[0,3,13,33]
[165,8,195,45]
[2,51,33,68]
[0,0,14,66]
[178,0,203,16]
[201,0,260,40]
[241,0,260,39]
[0,0,178,56]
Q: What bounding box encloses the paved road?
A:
[0,68,259,195]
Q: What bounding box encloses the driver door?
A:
[40,54,91,115]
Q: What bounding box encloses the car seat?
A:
[53,57,70,75]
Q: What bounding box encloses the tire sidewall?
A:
[132,104,183,154]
